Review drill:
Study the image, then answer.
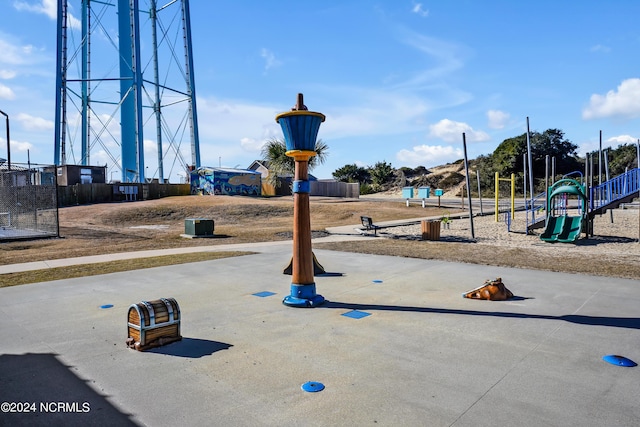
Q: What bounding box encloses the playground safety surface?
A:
[1,240,639,426]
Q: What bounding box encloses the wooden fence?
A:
[57,183,191,207]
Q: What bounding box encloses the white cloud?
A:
[311,86,432,139]
[0,35,50,81]
[9,138,34,152]
[393,30,466,89]
[411,2,429,17]
[0,83,15,100]
[0,38,36,66]
[240,137,264,152]
[195,96,284,161]
[582,78,640,120]
[13,0,56,19]
[0,70,17,79]
[576,134,640,157]
[15,113,54,131]
[428,119,489,143]
[143,138,157,155]
[605,134,638,146]
[13,0,80,29]
[260,48,282,72]
[487,109,509,129]
[397,144,464,167]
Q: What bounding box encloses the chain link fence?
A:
[0,163,59,241]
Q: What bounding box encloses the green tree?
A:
[413,165,429,176]
[530,129,580,175]
[606,143,639,176]
[261,138,329,188]
[368,161,395,191]
[491,129,579,178]
[332,164,370,183]
[398,166,415,178]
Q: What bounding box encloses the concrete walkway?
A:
[1,237,639,426]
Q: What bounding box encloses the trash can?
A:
[421,220,441,241]
[418,187,430,199]
[402,187,414,199]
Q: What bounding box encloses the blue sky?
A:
[1,0,640,182]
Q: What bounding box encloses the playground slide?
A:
[540,216,582,243]
[557,216,582,242]
[540,216,564,242]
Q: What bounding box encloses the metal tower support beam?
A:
[133,0,145,182]
[54,0,67,165]
[182,0,201,168]
[118,0,145,182]
[81,0,90,165]
[150,0,164,183]
[54,0,200,181]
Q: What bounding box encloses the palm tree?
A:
[261,138,329,189]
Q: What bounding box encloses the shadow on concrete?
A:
[316,272,344,277]
[509,296,534,301]
[0,353,140,426]
[323,301,640,330]
[147,338,232,358]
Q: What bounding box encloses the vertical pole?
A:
[462,133,475,238]
[292,159,314,286]
[510,173,515,220]
[598,130,603,185]
[604,149,613,223]
[523,152,528,230]
[150,0,164,183]
[526,117,534,212]
[494,171,499,222]
[181,0,201,168]
[589,153,593,187]
[81,0,90,165]
[118,0,138,182]
[476,171,483,215]
[545,155,549,195]
[54,0,67,166]
[545,155,549,227]
[585,154,590,237]
[132,0,145,182]
[0,110,10,170]
[277,94,325,307]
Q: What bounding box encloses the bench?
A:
[360,216,381,235]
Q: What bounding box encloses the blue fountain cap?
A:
[301,381,325,392]
[603,354,637,367]
[275,93,325,154]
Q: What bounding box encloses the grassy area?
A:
[0,251,255,288]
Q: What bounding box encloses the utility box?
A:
[402,187,414,199]
[418,187,430,198]
[184,218,214,237]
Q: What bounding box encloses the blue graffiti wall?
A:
[190,167,262,196]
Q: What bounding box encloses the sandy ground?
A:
[361,189,640,270]
[383,207,640,258]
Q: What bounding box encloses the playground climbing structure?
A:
[539,178,587,243]
[535,167,639,242]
